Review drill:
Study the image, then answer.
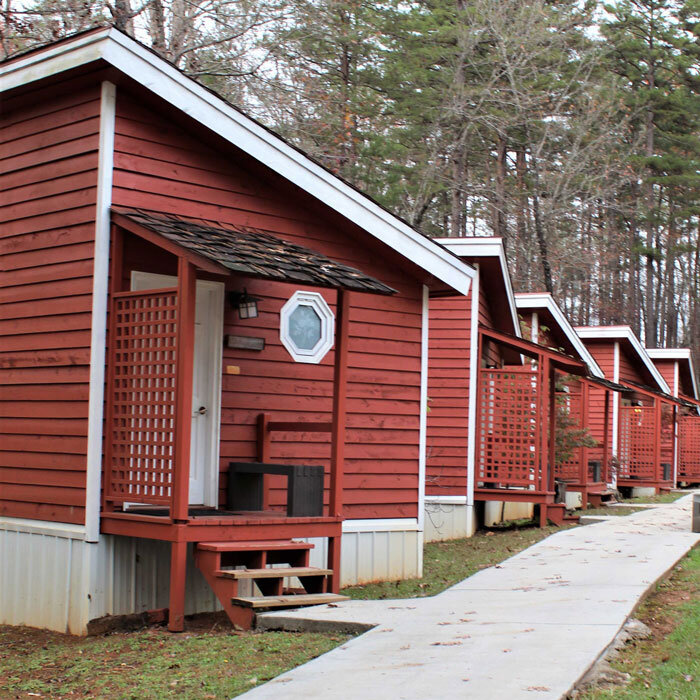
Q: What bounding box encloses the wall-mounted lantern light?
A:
[228,289,260,319]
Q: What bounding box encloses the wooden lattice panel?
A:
[618,405,656,480]
[106,289,178,505]
[554,387,583,481]
[679,415,700,480]
[477,367,542,488]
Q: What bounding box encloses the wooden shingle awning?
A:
[111,208,396,295]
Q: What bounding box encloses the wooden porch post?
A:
[547,362,557,494]
[602,389,611,484]
[168,539,188,632]
[654,397,662,490]
[102,224,124,512]
[328,289,349,594]
[580,380,590,487]
[169,259,196,632]
[172,258,197,521]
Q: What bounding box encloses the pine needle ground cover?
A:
[0,624,347,699]
[580,545,700,699]
[343,524,567,600]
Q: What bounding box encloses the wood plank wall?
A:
[425,283,499,496]
[112,92,423,520]
[0,81,102,524]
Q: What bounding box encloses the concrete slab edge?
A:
[563,540,700,699]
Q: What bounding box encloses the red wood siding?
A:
[653,359,676,395]
[618,350,644,386]
[580,343,616,456]
[112,92,423,520]
[0,84,101,525]
[426,295,470,495]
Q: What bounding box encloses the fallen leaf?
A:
[526,686,550,692]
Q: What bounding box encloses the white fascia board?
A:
[647,349,698,399]
[0,29,474,297]
[436,237,521,337]
[342,518,419,533]
[575,326,670,393]
[515,293,604,378]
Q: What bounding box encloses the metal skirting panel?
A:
[339,528,422,586]
[424,502,476,542]
[0,527,90,634]
[90,536,220,620]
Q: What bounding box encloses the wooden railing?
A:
[476,366,546,490]
[103,289,179,507]
[679,415,700,480]
[618,404,657,480]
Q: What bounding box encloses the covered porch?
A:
[474,327,591,526]
[616,383,677,494]
[99,209,395,630]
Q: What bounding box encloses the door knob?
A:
[194,406,207,416]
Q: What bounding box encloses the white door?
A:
[131,272,224,506]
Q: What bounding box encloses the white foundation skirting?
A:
[424,500,475,542]
[1,520,423,633]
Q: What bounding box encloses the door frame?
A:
[131,271,224,507]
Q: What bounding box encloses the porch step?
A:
[194,539,341,630]
[546,503,579,526]
[218,566,332,580]
[232,593,349,609]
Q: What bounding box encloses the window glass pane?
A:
[289,304,322,350]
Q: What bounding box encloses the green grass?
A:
[0,625,347,699]
[621,492,687,505]
[342,523,566,600]
[579,546,700,699]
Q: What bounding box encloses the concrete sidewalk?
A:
[240,494,700,700]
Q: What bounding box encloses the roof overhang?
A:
[435,237,520,337]
[646,348,698,399]
[113,208,397,294]
[0,26,475,297]
[575,325,670,393]
[514,293,604,378]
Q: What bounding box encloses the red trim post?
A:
[102,224,124,512]
[473,329,485,487]
[602,389,611,484]
[580,380,590,485]
[547,362,557,493]
[328,289,349,593]
[257,413,271,510]
[654,397,662,490]
[172,258,196,522]
[168,538,188,632]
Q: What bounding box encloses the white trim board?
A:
[0,27,474,297]
[515,293,604,378]
[0,517,87,540]
[435,237,520,337]
[424,496,468,505]
[576,325,670,393]
[84,80,116,543]
[342,519,420,533]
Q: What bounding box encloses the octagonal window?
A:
[280,291,335,363]
[289,304,322,350]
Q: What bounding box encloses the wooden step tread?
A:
[197,540,314,553]
[218,567,332,580]
[232,593,349,609]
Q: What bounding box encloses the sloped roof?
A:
[0,25,475,296]
[113,208,396,295]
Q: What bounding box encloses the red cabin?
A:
[425,238,594,537]
[515,293,618,509]
[647,349,700,484]
[0,28,476,633]
[576,327,676,495]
